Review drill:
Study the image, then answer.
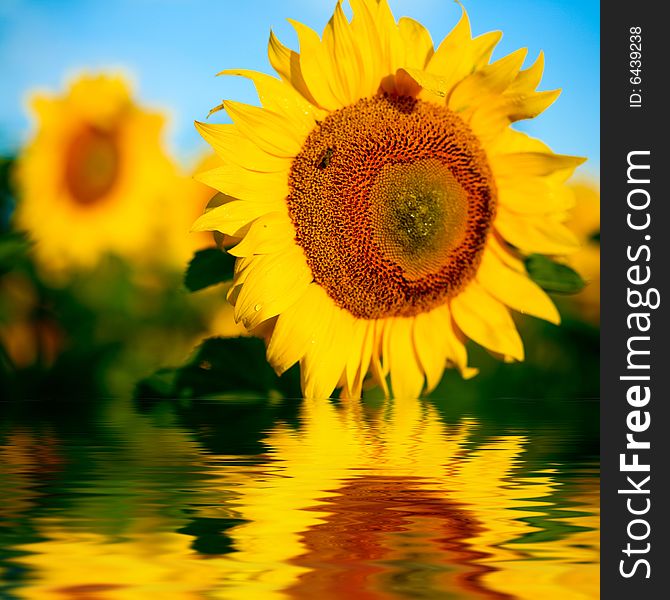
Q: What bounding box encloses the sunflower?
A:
[194,1,585,399]
[14,74,177,274]
[565,180,600,324]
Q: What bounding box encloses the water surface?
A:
[0,396,599,599]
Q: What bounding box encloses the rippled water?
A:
[0,396,598,599]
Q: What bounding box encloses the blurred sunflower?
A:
[159,154,221,267]
[14,74,177,274]
[194,1,585,398]
[565,180,600,324]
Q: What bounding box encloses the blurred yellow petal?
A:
[497,175,575,215]
[495,208,580,255]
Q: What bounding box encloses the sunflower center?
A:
[287,95,496,319]
[64,125,120,206]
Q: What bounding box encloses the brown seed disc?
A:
[287,94,497,319]
[64,125,120,206]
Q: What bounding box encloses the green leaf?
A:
[525,254,586,294]
[184,248,235,292]
[134,368,178,399]
[0,231,31,272]
[0,157,16,230]
[135,337,302,400]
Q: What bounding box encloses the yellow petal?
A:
[230,254,256,286]
[234,246,312,329]
[497,175,575,215]
[267,283,325,374]
[412,310,449,392]
[451,282,524,361]
[507,51,545,94]
[301,292,354,399]
[224,101,303,158]
[343,319,374,399]
[368,320,390,397]
[383,318,425,399]
[195,165,288,203]
[400,68,451,98]
[289,19,344,110]
[477,247,560,324]
[464,98,511,144]
[466,89,561,143]
[488,233,526,273]
[495,208,580,255]
[486,127,552,156]
[504,89,561,122]
[194,122,289,173]
[398,17,434,69]
[371,0,403,74]
[217,69,325,130]
[425,8,473,91]
[192,198,285,236]
[228,212,294,257]
[448,48,528,112]
[493,151,586,179]
[349,0,385,96]
[267,30,318,105]
[322,2,363,103]
[470,30,503,68]
[435,305,478,380]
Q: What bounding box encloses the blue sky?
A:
[0,0,599,175]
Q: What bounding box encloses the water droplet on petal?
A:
[254,304,262,312]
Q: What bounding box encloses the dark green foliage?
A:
[525,254,586,294]
[0,231,31,274]
[135,337,302,401]
[184,248,235,292]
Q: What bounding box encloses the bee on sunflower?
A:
[193,1,585,399]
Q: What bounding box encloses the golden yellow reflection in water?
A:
[6,399,599,600]
[205,398,599,599]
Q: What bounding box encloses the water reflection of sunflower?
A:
[14,74,176,273]
[206,398,598,600]
[195,2,585,398]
